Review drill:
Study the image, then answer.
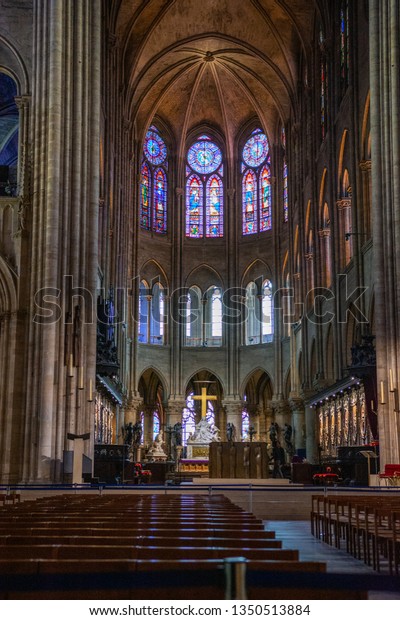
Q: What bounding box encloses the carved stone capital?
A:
[336,198,352,211]
[359,159,372,172]
[318,228,331,239]
[175,187,184,197]
[227,188,236,199]
[289,398,305,413]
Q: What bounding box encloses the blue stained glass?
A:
[243,169,257,235]
[186,174,203,237]
[140,162,151,230]
[206,175,223,238]
[187,139,222,174]
[153,168,167,234]
[144,129,167,165]
[243,132,269,168]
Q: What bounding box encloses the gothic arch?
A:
[0,34,29,94]
[184,264,224,291]
[139,259,169,289]
[0,255,17,312]
[241,259,272,289]
[361,91,370,160]
[337,129,349,191]
[137,366,169,404]
[240,367,274,402]
[184,368,224,399]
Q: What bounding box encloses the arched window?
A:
[242,409,250,440]
[242,129,272,234]
[150,282,166,345]
[282,128,288,223]
[0,72,19,197]
[245,282,258,344]
[203,286,223,347]
[182,393,197,445]
[153,411,160,440]
[182,392,215,445]
[140,126,168,233]
[340,1,350,97]
[138,280,149,343]
[319,28,328,141]
[185,286,202,346]
[261,279,273,342]
[245,279,273,345]
[186,136,224,238]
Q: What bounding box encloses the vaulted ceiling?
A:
[111,0,316,157]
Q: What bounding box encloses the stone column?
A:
[336,198,352,267]
[370,0,400,465]
[223,400,243,440]
[166,400,186,428]
[359,160,372,239]
[305,404,318,464]
[23,1,101,482]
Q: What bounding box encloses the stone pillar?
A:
[289,398,306,451]
[166,400,186,428]
[370,0,400,466]
[23,0,101,482]
[359,160,372,239]
[142,406,154,450]
[305,404,318,464]
[223,400,243,440]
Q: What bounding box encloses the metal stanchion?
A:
[224,557,248,600]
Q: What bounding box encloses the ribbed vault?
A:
[111,0,315,153]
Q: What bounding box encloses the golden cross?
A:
[193,387,217,418]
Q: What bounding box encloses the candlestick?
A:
[380,380,386,405]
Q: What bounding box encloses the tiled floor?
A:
[264,520,400,600]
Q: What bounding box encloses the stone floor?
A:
[264,520,400,600]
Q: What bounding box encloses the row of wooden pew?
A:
[311,493,400,574]
[0,492,357,599]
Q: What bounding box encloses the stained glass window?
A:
[144,128,167,165]
[206,175,223,237]
[153,168,167,233]
[186,136,224,238]
[259,166,272,231]
[340,1,350,97]
[320,28,327,141]
[140,163,151,230]
[186,174,203,238]
[241,129,271,234]
[153,411,160,440]
[140,127,168,233]
[242,170,257,235]
[283,158,288,223]
[187,139,222,174]
[243,132,269,167]
[321,57,326,139]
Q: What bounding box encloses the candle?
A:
[78,366,84,390]
[380,380,385,404]
[370,400,374,411]
[389,368,394,392]
[89,379,93,402]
